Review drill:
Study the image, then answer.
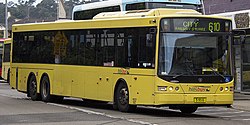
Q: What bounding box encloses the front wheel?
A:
[115,82,137,112]
[179,105,198,114]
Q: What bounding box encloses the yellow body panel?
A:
[1,62,10,80]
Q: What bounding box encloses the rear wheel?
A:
[28,75,41,101]
[40,75,63,103]
[179,105,198,114]
[115,82,137,112]
[41,76,52,102]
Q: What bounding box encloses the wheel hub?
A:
[119,88,128,105]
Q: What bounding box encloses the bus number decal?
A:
[208,22,221,32]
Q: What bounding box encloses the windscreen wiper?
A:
[209,67,225,80]
[172,73,184,79]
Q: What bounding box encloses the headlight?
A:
[169,86,174,91]
[225,87,229,91]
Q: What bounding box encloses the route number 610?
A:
[208,22,220,32]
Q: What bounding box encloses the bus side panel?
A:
[60,66,72,97]
[84,70,99,100]
[10,67,17,89]
[71,67,85,98]
[97,68,114,101]
[18,68,39,92]
[129,75,155,105]
[53,66,63,95]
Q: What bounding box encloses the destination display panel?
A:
[161,18,231,33]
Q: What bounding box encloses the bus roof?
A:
[12,9,231,32]
[73,0,201,12]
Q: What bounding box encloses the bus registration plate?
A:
[194,97,207,103]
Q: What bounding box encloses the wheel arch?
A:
[113,78,128,103]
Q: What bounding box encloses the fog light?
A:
[158,86,167,91]
[169,86,174,91]
[175,86,179,91]
[220,87,223,91]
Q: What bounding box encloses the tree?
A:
[10,0,36,19]
[0,3,5,25]
[33,0,57,21]
[64,0,85,19]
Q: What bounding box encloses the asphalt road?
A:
[0,81,249,125]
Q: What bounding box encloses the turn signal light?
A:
[230,86,234,91]
[175,86,180,91]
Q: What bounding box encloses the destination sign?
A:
[161,18,231,32]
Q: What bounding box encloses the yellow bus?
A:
[10,9,235,113]
[1,38,11,83]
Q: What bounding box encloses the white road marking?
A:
[202,111,244,115]
[48,103,157,125]
[233,119,250,121]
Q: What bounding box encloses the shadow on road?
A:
[56,98,217,118]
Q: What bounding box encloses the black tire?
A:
[115,82,137,112]
[179,105,198,114]
[40,75,52,102]
[28,75,41,101]
[40,75,63,103]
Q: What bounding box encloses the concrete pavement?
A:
[233,93,250,111]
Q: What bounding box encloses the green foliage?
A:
[0,3,5,25]
[0,0,84,27]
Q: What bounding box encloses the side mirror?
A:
[240,35,246,44]
[232,30,246,45]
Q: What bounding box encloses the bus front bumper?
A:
[155,93,233,106]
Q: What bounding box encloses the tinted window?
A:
[13,27,156,68]
[74,6,121,20]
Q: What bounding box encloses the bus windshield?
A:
[158,18,232,79]
[158,33,230,76]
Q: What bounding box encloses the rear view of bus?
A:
[0,38,4,79]
[1,38,11,83]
